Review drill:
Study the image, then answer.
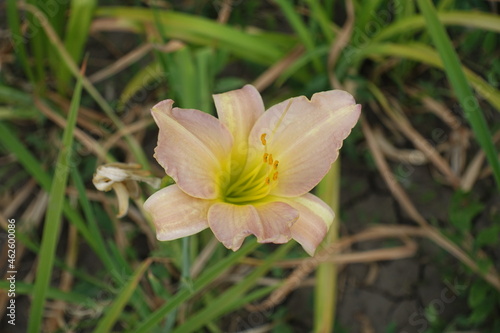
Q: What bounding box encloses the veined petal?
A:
[152,100,233,199]
[144,185,210,241]
[253,201,298,243]
[208,201,298,251]
[249,90,361,197]
[279,193,334,256]
[213,85,264,176]
[208,203,259,251]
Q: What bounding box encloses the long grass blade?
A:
[26,0,46,92]
[6,0,35,84]
[357,43,500,111]
[417,0,500,189]
[56,0,97,93]
[374,11,500,42]
[305,0,336,42]
[134,240,260,333]
[0,281,92,305]
[171,242,294,333]
[27,62,84,333]
[19,3,149,168]
[93,259,152,333]
[0,121,102,254]
[314,160,341,333]
[95,7,286,65]
[273,0,322,71]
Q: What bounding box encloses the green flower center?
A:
[222,100,294,204]
[223,133,280,204]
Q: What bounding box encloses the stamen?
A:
[260,133,267,146]
[226,159,267,195]
[225,103,294,203]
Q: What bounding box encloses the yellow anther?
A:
[263,153,269,163]
[265,177,271,185]
[273,172,279,181]
[273,160,279,169]
[260,133,267,146]
[268,154,273,165]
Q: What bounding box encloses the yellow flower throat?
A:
[223,132,280,204]
[223,101,293,204]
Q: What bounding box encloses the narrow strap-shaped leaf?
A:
[133,239,259,332]
[6,0,35,84]
[171,241,294,333]
[93,259,153,333]
[27,63,84,333]
[417,0,500,189]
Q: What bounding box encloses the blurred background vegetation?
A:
[0,0,499,332]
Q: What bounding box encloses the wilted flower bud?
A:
[93,163,161,218]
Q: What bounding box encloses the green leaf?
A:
[118,61,163,111]
[0,280,92,305]
[27,63,83,333]
[93,259,152,333]
[468,280,489,308]
[0,120,109,256]
[356,43,500,112]
[0,106,39,120]
[449,191,484,232]
[272,323,294,333]
[95,7,287,65]
[468,292,495,324]
[417,0,500,189]
[424,303,439,324]
[26,0,47,91]
[23,4,148,167]
[273,0,321,72]
[304,0,336,42]
[476,225,500,248]
[0,85,33,105]
[477,258,493,274]
[171,242,294,333]
[133,240,260,332]
[375,11,500,42]
[56,0,97,93]
[6,0,35,84]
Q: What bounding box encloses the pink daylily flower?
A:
[144,85,361,255]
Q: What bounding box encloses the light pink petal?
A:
[144,185,210,241]
[279,193,335,256]
[208,203,259,251]
[213,85,265,176]
[208,201,298,251]
[253,201,298,243]
[151,100,233,199]
[249,90,361,197]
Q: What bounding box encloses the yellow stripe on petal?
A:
[279,193,334,256]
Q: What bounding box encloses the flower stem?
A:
[314,158,341,333]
